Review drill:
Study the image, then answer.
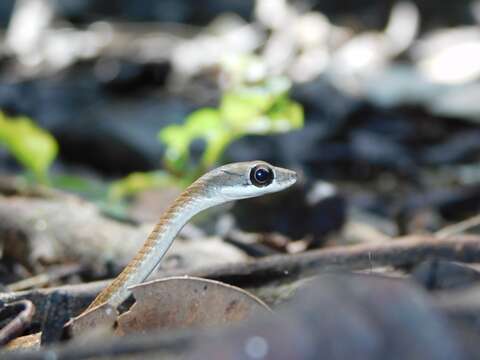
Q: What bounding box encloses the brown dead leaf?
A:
[68,303,118,340]
[116,276,271,335]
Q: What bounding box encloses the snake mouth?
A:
[286,170,297,186]
[276,167,297,189]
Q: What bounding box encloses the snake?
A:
[7,161,296,348]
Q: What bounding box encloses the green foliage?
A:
[159,76,303,179]
[0,112,58,182]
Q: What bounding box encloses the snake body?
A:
[87,161,296,310]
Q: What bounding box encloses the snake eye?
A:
[250,165,274,187]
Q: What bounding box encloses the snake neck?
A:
[85,180,214,312]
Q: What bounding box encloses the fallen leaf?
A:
[117,276,271,335]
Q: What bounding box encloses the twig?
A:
[7,264,84,292]
[435,214,480,239]
[0,301,35,346]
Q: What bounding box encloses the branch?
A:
[193,234,480,287]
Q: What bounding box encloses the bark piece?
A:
[40,291,74,345]
[0,195,144,273]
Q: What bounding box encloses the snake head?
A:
[199,161,297,201]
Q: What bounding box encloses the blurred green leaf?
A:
[220,90,271,127]
[0,112,58,182]
[220,77,290,128]
[267,97,304,131]
[201,128,232,169]
[157,75,303,185]
[220,77,301,134]
[159,108,228,174]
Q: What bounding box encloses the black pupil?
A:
[255,169,269,182]
[251,166,273,187]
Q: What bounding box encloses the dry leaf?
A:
[117,276,271,335]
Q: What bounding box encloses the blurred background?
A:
[0,0,480,272]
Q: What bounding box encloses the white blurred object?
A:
[385,1,419,53]
[44,26,111,70]
[257,0,299,76]
[171,14,263,80]
[6,0,113,72]
[288,12,332,82]
[255,0,294,30]
[306,181,337,205]
[258,0,335,81]
[5,0,54,67]
[330,1,419,92]
[414,27,480,84]
[262,26,298,75]
[294,12,330,49]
